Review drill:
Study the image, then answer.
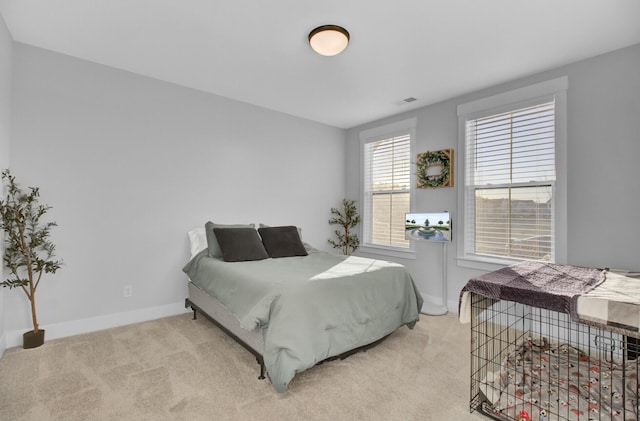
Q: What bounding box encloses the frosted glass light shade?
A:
[308,25,350,56]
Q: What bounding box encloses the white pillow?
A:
[188,227,207,257]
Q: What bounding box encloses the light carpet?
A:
[0,312,486,420]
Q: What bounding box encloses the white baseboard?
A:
[4,301,190,349]
[420,292,458,315]
[0,332,6,358]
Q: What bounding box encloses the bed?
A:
[182,223,423,393]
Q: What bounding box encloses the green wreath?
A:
[416,150,451,188]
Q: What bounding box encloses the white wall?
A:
[346,44,640,311]
[5,43,346,346]
[0,14,13,356]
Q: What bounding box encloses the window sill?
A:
[356,245,416,260]
[456,255,522,272]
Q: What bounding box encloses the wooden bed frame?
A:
[184,282,390,383]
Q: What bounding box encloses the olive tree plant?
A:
[328,198,360,255]
[0,170,62,347]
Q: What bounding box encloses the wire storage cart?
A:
[469,293,640,420]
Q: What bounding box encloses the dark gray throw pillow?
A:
[258,226,308,258]
[213,228,269,262]
[205,221,255,257]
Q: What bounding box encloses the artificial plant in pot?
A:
[0,170,62,349]
[328,198,360,255]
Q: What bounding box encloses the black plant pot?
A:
[23,329,45,349]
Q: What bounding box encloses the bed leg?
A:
[185,298,197,320]
[258,358,266,380]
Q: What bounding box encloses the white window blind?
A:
[464,101,556,261]
[363,134,411,248]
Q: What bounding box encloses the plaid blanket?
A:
[459,261,606,323]
[577,270,640,332]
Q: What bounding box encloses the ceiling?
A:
[1,1,639,129]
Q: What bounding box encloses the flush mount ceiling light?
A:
[308,25,350,56]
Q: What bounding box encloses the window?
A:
[360,119,415,255]
[457,77,567,269]
[468,101,555,260]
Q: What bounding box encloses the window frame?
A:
[456,77,568,271]
[359,118,417,259]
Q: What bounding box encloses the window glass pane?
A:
[469,102,555,186]
[372,193,391,244]
[510,186,552,260]
[371,192,410,246]
[475,188,510,257]
[364,133,411,248]
[475,186,552,260]
[390,193,410,246]
[369,138,410,191]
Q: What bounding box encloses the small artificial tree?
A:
[328,198,360,255]
[0,170,62,347]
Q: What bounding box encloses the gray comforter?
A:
[183,248,422,392]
